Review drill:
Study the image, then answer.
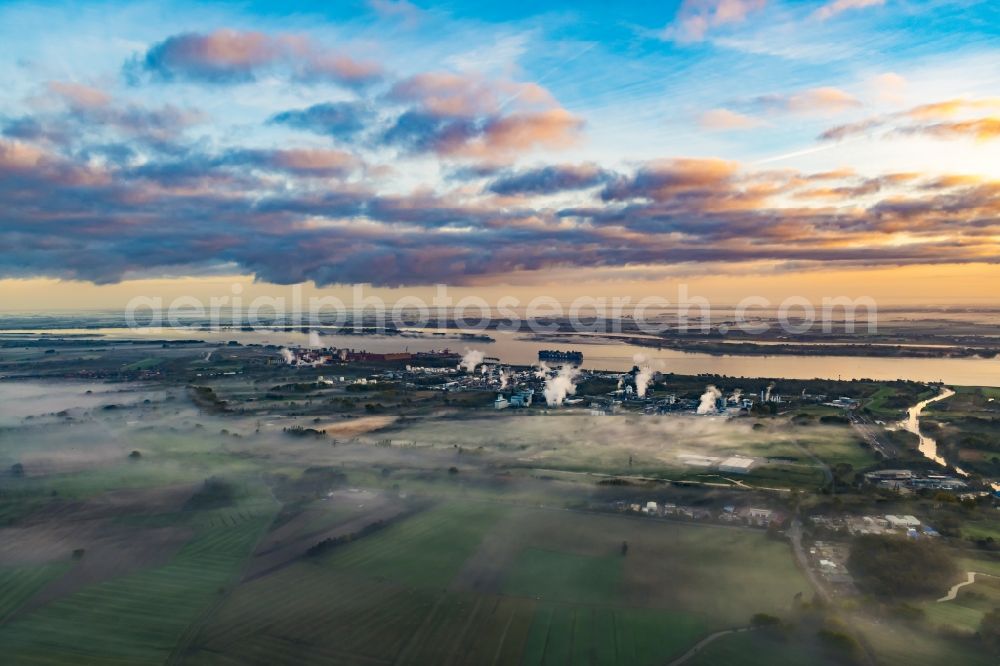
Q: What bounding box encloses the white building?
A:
[719,456,755,474]
[886,514,921,528]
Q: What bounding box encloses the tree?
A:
[847,534,957,598]
[751,613,781,627]
[621,540,629,556]
[981,608,1000,653]
[10,462,24,477]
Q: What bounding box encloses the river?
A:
[6,326,1000,387]
[899,388,1000,490]
[900,388,959,470]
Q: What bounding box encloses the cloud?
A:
[221,148,360,176]
[601,158,740,202]
[487,164,612,196]
[896,119,1000,141]
[662,0,767,43]
[47,81,111,109]
[269,101,370,138]
[380,72,581,159]
[698,108,764,131]
[368,0,425,26]
[2,116,999,287]
[754,87,862,115]
[130,29,382,86]
[386,72,554,117]
[869,72,906,104]
[820,97,1000,141]
[4,83,204,148]
[813,0,884,21]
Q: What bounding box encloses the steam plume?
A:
[632,354,658,398]
[697,385,722,414]
[280,348,295,364]
[499,369,509,389]
[543,365,580,406]
[458,349,484,373]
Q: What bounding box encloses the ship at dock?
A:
[538,350,583,363]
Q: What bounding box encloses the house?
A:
[747,507,773,523]
[494,395,509,410]
[644,501,659,515]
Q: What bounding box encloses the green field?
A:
[180,502,810,665]
[504,548,623,605]
[686,629,829,666]
[321,502,506,588]
[0,499,277,665]
[0,563,70,622]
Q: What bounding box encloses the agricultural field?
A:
[385,413,871,489]
[0,497,278,665]
[177,501,812,665]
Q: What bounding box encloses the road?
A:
[787,519,830,604]
[938,571,998,602]
[666,627,754,665]
[850,412,897,458]
[788,518,876,666]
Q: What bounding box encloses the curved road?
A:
[666,627,754,665]
[938,571,998,602]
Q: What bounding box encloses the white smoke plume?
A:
[764,382,776,402]
[616,377,624,390]
[697,385,723,414]
[480,364,490,375]
[458,349,484,373]
[280,348,295,365]
[499,369,509,389]
[534,361,550,379]
[543,365,580,406]
[731,389,743,403]
[632,353,663,398]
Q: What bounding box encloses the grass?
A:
[921,568,1000,634]
[797,435,879,470]
[0,497,277,665]
[123,357,163,371]
[319,502,507,588]
[0,563,71,622]
[503,548,623,605]
[182,503,811,665]
[686,629,831,666]
[186,570,538,666]
[522,604,707,666]
[857,613,995,666]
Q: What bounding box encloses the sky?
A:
[0,0,998,310]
